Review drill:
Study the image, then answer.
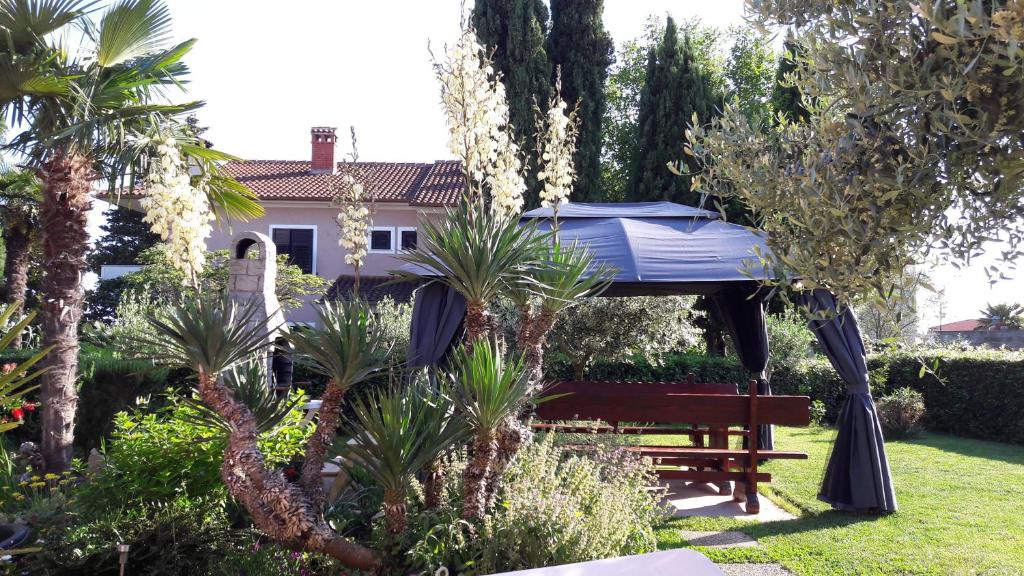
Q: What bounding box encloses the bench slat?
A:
[536,392,811,426]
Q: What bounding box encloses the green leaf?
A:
[96,0,173,67]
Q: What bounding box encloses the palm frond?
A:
[445,340,532,433]
[204,174,264,222]
[179,358,301,435]
[534,240,615,314]
[287,300,386,392]
[0,307,50,426]
[95,0,171,67]
[337,379,468,494]
[0,0,96,54]
[394,203,552,305]
[141,294,279,374]
[0,52,71,103]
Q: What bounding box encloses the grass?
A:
[649,426,1024,575]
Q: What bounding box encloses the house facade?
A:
[929,319,1024,349]
[191,126,461,323]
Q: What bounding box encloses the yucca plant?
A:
[446,339,533,520]
[287,299,387,513]
[339,381,468,534]
[179,359,301,436]
[524,240,614,379]
[0,306,50,434]
[396,202,551,344]
[145,295,380,571]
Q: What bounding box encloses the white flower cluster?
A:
[336,175,370,267]
[537,97,579,211]
[139,135,213,283]
[436,29,525,217]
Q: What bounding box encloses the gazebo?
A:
[406,202,896,513]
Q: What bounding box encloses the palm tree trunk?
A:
[300,378,347,516]
[39,153,91,473]
[197,368,379,571]
[462,429,496,520]
[383,488,408,534]
[423,456,445,509]
[3,225,31,348]
[464,299,490,348]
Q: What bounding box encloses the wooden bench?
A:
[532,376,811,514]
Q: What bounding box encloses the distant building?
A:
[118,126,463,324]
[929,319,1024,349]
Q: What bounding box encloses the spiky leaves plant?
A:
[0,0,262,472]
[144,295,379,571]
[287,299,387,515]
[486,240,615,505]
[396,203,551,345]
[0,307,51,434]
[179,359,302,436]
[339,381,468,534]
[445,339,533,520]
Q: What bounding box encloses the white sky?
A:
[91,0,1023,326]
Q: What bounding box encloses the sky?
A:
[88,0,1022,328]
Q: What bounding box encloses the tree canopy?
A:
[690,0,1024,305]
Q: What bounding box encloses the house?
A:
[929,319,1024,349]
[117,126,462,324]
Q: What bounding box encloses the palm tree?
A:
[287,300,387,515]
[0,166,40,332]
[340,381,468,534]
[445,339,533,520]
[396,203,550,345]
[146,295,379,571]
[978,302,1024,330]
[0,0,261,471]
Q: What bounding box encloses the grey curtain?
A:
[798,289,897,513]
[712,287,772,450]
[407,283,466,369]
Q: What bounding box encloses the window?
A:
[270,225,317,274]
[398,227,417,250]
[368,226,395,253]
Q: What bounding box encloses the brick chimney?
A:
[310,126,337,174]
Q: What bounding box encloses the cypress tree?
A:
[473,0,552,208]
[627,18,719,204]
[547,0,614,202]
[771,39,810,123]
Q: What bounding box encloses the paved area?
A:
[718,563,795,576]
[680,530,759,548]
[661,480,796,522]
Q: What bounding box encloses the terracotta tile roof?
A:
[219,160,462,206]
[324,275,421,304]
[929,319,983,332]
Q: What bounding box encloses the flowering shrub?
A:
[336,175,372,268]
[537,93,579,212]
[139,135,214,283]
[477,437,666,572]
[434,28,525,216]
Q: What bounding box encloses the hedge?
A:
[551,348,1024,445]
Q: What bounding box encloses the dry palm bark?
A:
[39,153,91,473]
[196,368,379,571]
[3,225,31,347]
[462,429,497,520]
[423,456,446,509]
[299,378,347,516]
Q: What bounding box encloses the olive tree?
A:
[688,1,1024,306]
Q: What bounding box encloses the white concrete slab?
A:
[661,481,795,522]
[488,549,723,576]
[680,530,760,548]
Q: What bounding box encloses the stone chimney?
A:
[310,126,337,174]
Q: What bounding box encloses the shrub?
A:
[765,308,815,379]
[476,438,666,573]
[547,350,747,384]
[25,499,244,576]
[876,387,926,438]
[809,400,827,427]
[75,391,310,513]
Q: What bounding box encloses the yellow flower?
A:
[17,481,27,487]
[12,493,25,501]
[44,473,59,480]
[30,475,40,481]
[30,482,45,489]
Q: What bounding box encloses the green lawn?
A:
[650,427,1024,575]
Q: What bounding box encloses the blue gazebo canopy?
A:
[521,201,773,295]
